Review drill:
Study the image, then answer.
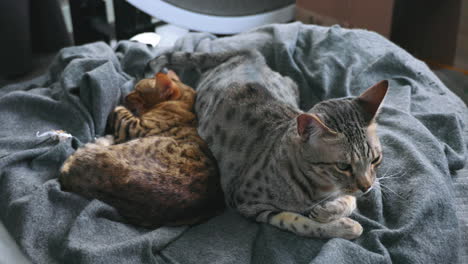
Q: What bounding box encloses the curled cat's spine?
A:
[146,49,263,75]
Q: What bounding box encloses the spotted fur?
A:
[60,71,225,228]
[148,50,388,239]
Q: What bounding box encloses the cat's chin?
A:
[342,189,362,197]
[344,187,375,197]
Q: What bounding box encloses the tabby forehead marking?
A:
[313,99,370,157]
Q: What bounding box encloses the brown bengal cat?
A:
[59,70,225,228]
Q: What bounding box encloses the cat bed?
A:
[0,23,467,264]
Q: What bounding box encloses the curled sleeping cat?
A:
[148,50,388,239]
[60,71,225,228]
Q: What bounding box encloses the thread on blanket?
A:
[1,130,72,160]
[36,130,73,142]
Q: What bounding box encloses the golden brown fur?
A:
[59,71,225,228]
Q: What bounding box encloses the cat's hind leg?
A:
[257,211,362,240]
[309,195,357,223]
[60,135,113,175]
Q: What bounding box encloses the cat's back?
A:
[193,53,299,191]
[195,50,299,110]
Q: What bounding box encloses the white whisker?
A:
[378,169,407,181]
[378,182,406,200]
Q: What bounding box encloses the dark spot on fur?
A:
[269,164,275,172]
[189,180,202,193]
[294,216,299,221]
[96,153,106,159]
[154,139,163,148]
[291,225,297,232]
[267,189,274,200]
[167,144,175,154]
[281,148,288,156]
[219,130,227,146]
[248,118,259,127]
[271,112,281,120]
[303,224,309,230]
[225,108,236,121]
[246,83,259,95]
[172,178,182,185]
[257,124,268,137]
[242,112,252,122]
[215,125,221,134]
[279,220,284,227]
[159,176,166,184]
[144,172,153,180]
[245,180,252,188]
[252,155,261,164]
[228,135,239,151]
[246,102,257,110]
[253,172,262,181]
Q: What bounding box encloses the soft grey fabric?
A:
[0,221,31,264]
[0,23,466,264]
[454,164,468,264]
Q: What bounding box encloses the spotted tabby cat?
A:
[60,70,224,228]
[148,50,388,239]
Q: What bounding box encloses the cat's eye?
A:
[372,155,382,165]
[336,163,352,172]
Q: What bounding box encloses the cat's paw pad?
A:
[333,218,363,240]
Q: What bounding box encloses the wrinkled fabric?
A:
[0,23,466,264]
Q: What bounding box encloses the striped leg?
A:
[256,211,363,240]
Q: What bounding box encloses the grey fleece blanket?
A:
[1,23,467,264]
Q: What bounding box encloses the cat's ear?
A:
[297,113,337,141]
[355,80,389,122]
[155,72,180,99]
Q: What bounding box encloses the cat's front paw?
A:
[330,217,363,240]
[114,105,126,111]
[309,195,356,223]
